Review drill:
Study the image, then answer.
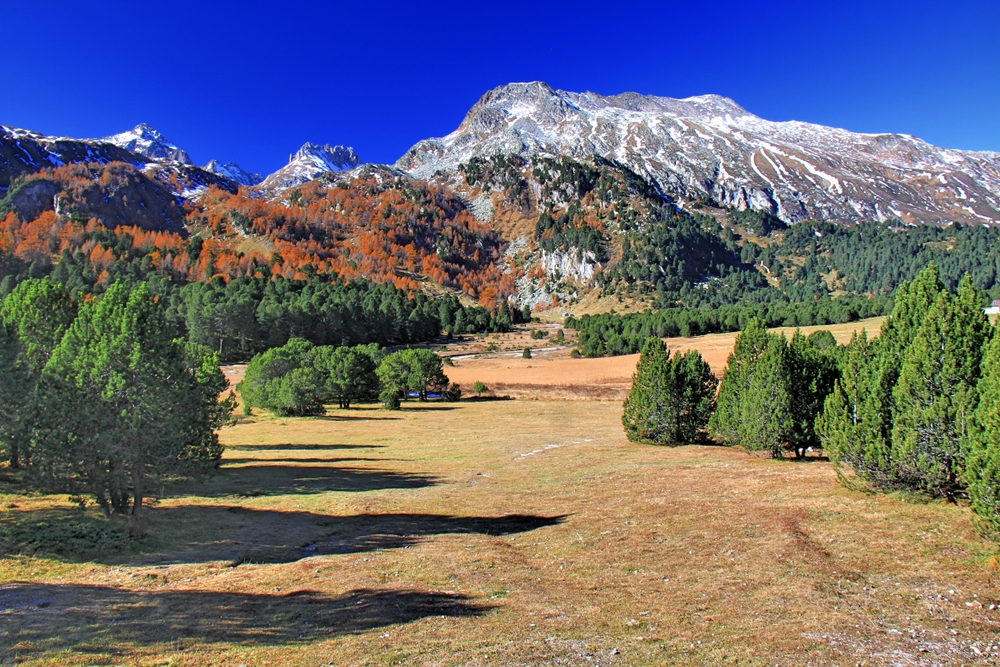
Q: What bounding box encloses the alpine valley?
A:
[4,81,1000,321]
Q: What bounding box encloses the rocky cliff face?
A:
[397,82,1000,225]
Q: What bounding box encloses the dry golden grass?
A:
[446,317,887,401]
[1,399,998,666]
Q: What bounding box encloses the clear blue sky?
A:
[4,0,997,176]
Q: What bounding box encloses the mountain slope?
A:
[0,125,147,193]
[397,82,1000,225]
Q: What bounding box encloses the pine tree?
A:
[785,331,839,458]
[622,338,674,444]
[817,330,892,486]
[738,334,793,458]
[0,321,31,469]
[238,338,325,416]
[0,278,77,469]
[313,345,378,409]
[35,283,231,517]
[890,284,985,499]
[968,329,1000,537]
[710,318,770,444]
[670,349,718,443]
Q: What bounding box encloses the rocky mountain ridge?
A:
[396,82,1000,226]
[100,123,193,165]
[257,143,362,192]
[203,160,264,187]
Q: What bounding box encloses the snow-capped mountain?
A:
[258,143,361,192]
[397,82,1000,225]
[100,123,193,165]
[204,160,263,187]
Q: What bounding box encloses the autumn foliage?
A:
[0,163,516,307]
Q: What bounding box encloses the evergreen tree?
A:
[670,349,718,443]
[622,338,674,444]
[710,318,770,444]
[890,279,988,499]
[313,345,379,409]
[0,277,78,372]
[401,349,449,400]
[738,334,794,458]
[238,338,325,416]
[785,331,839,458]
[0,321,31,468]
[817,331,892,486]
[0,278,77,468]
[623,339,718,445]
[376,352,411,410]
[968,329,1000,537]
[34,283,231,517]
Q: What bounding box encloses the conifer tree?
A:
[622,338,674,444]
[968,329,1000,537]
[738,334,794,458]
[0,321,31,469]
[670,349,718,444]
[875,264,946,440]
[710,318,770,444]
[35,283,230,517]
[818,330,892,485]
[238,338,325,416]
[623,340,718,445]
[890,283,986,499]
[785,331,839,458]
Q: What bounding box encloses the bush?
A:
[238,339,325,416]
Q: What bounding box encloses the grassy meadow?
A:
[1,319,999,666]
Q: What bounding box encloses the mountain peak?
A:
[100,124,193,165]
[204,160,263,187]
[291,143,361,170]
[256,142,362,192]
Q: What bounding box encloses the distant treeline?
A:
[0,274,523,363]
[567,296,892,357]
[161,276,523,362]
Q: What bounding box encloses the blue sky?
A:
[4,1,998,175]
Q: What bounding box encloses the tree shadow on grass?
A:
[296,512,569,561]
[221,457,394,465]
[147,508,568,566]
[225,443,387,452]
[0,583,491,660]
[168,464,441,499]
[2,506,567,566]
